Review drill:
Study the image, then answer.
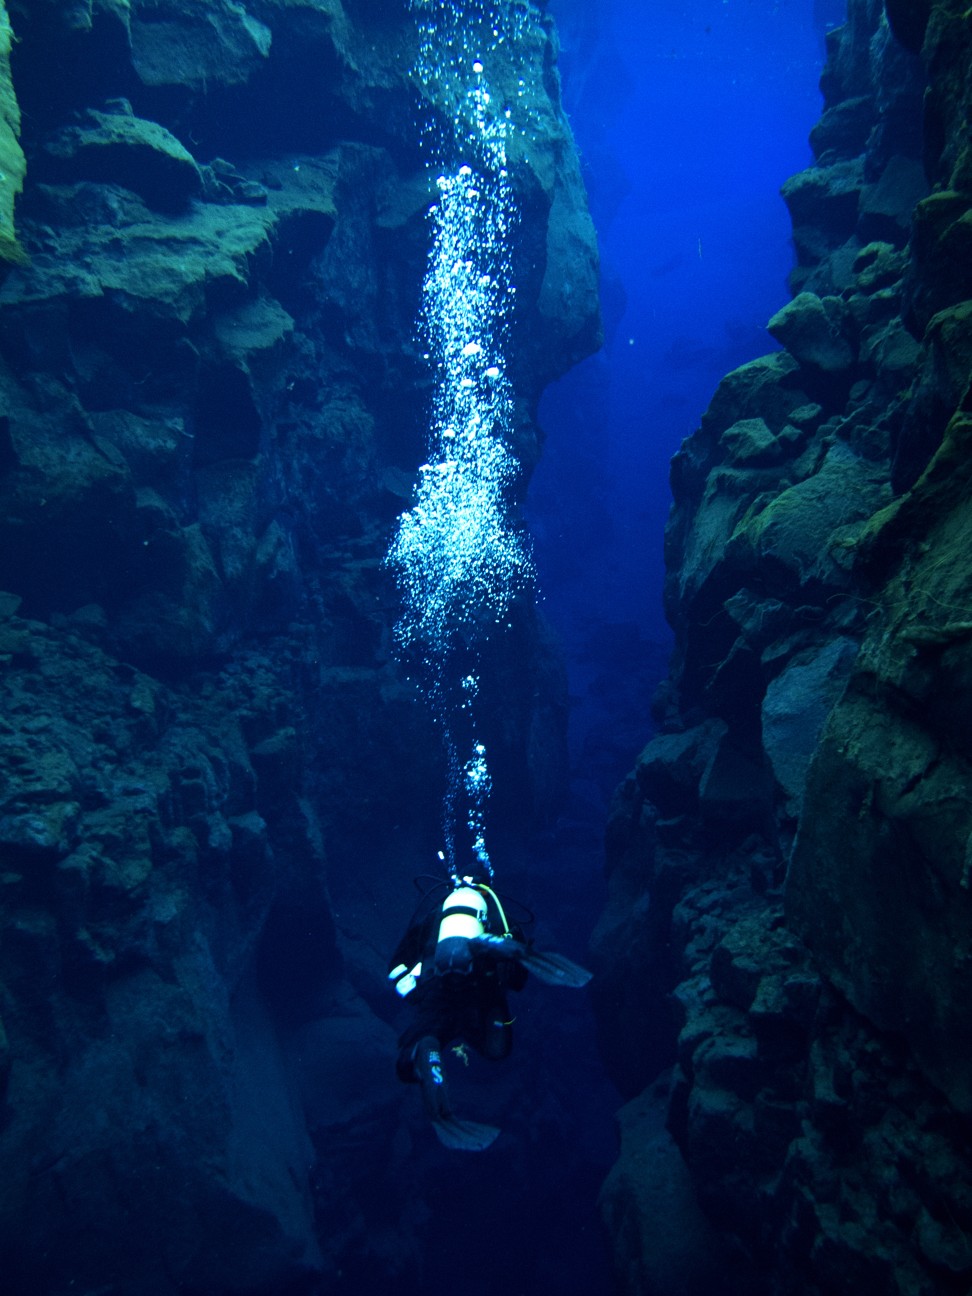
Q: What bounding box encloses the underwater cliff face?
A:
[0,2,600,1291]
[594,1,972,1292]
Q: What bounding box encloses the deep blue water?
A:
[528,0,845,780]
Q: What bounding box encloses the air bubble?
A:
[393,0,537,876]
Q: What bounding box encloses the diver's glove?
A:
[411,1036,500,1152]
[469,935,593,988]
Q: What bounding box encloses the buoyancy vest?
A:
[388,879,514,995]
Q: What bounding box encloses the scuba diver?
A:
[388,871,592,1151]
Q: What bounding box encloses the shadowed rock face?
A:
[594,2,972,1293]
[0,2,601,1292]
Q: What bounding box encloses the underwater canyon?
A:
[0,1,970,1295]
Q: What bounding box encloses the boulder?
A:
[130,0,273,89]
[781,159,863,264]
[858,154,928,245]
[599,1082,746,1296]
[786,675,972,1114]
[851,240,908,293]
[634,720,728,818]
[719,416,784,465]
[761,637,858,813]
[40,103,202,213]
[767,291,855,374]
[809,95,874,161]
[727,442,890,588]
[700,351,805,437]
[673,465,778,610]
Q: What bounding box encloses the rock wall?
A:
[594,2,972,1293]
[0,2,600,1291]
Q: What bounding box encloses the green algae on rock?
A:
[0,0,25,263]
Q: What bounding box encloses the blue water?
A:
[529,0,845,726]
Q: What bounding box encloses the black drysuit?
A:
[391,893,528,1084]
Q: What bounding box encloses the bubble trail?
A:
[386,1,535,878]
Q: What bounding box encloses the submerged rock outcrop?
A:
[0,2,600,1291]
[595,1,972,1292]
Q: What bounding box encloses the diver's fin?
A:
[412,1037,499,1149]
[431,1114,501,1152]
[469,935,592,988]
[519,948,593,988]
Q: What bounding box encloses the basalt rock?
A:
[0,1,601,1291]
[595,2,972,1293]
[37,101,204,212]
[0,1,24,263]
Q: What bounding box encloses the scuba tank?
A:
[434,882,490,974]
[388,874,521,993]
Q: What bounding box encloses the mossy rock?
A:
[729,444,890,586]
[0,2,26,264]
[40,104,202,214]
[767,292,855,374]
[719,417,784,465]
[701,351,804,437]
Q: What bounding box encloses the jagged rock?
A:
[39,104,203,213]
[851,240,907,292]
[786,467,972,1113]
[726,443,891,588]
[0,396,138,613]
[809,95,874,161]
[894,297,972,489]
[634,720,728,818]
[767,291,855,373]
[130,0,273,89]
[115,520,228,662]
[202,156,269,205]
[534,156,603,379]
[859,317,920,383]
[761,636,858,814]
[909,190,972,329]
[787,401,825,432]
[781,160,863,264]
[671,456,795,618]
[213,294,294,366]
[596,7,972,1294]
[858,154,927,245]
[921,2,972,188]
[699,350,805,438]
[719,416,784,465]
[196,459,260,584]
[598,1082,747,1296]
[0,1,25,264]
[4,186,276,326]
[86,409,192,490]
[0,0,602,1291]
[923,299,972,401]
[724,587,792,651]
[0,609,376,1291]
